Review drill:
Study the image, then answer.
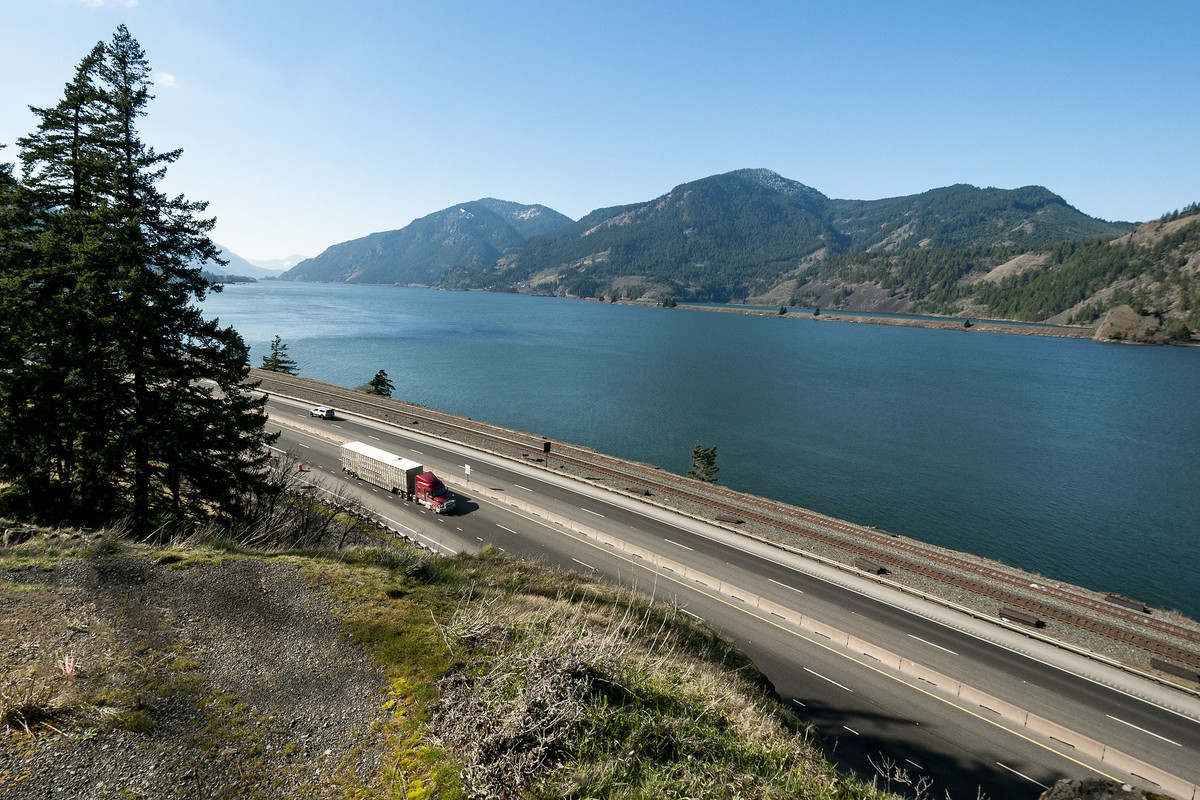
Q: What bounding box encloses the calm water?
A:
[202,283,1200,618]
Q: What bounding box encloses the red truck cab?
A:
[414,471,455,514]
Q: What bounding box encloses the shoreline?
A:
[261,283,1196,345]
[655,301,1100,339]
[617,299,1197,345]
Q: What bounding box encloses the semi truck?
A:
[340,441,456,514]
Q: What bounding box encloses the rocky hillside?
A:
[280,198,572,285]
[806,209,1200,339]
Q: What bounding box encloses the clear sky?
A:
[3,0,1199,262]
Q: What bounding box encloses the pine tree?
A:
[686,442,720,483]
[367,369,394,397]
[260,335,298,374]
[0,27,277,533]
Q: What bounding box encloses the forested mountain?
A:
[280,199,572,284]
[276,169,1193,334]
[442,169,1133,302]
[828,183,1132,251]
[444,170,844,302]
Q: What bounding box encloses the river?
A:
[201,282,1200,619]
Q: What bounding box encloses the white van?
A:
[310,406,335,419]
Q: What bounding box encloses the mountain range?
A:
[443,170,1133,303]
[272,169,1198,332]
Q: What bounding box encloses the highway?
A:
[266,394,1200,800]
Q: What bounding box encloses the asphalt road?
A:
[268,396,1200,800]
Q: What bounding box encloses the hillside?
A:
[808,209,1200,338]
[1,527,903,800]
[281,198,572,285]
[442,169,1134,303]
[828,183,1131,251]
[266,169,1193,336]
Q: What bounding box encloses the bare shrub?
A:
[230,454,374,550]
[869,754,948,800]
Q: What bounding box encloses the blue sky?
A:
[3,0,1198,262]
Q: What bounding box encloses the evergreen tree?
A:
[0,27,277,533]
[686,442,720,483]
[260,335,298,374]
[367,369,394,397]
[1,46,121,521]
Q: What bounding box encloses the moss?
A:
[110,709,155,733]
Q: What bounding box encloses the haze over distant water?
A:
[202,283,1200,619]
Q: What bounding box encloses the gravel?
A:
[1,553,389,799]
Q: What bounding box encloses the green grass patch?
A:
[302,543,896,800]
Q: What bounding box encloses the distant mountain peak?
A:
[730,167,796,187]
[279,199,572,285]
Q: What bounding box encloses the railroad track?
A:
[252,370,1200,671]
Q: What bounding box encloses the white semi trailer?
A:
[340,441,456,513]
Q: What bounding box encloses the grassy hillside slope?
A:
[1,526,905,799]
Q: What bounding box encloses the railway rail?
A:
[252,369,1200,673]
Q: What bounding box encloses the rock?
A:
[1039,777,1164,800]
[1094,305,1163,344]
